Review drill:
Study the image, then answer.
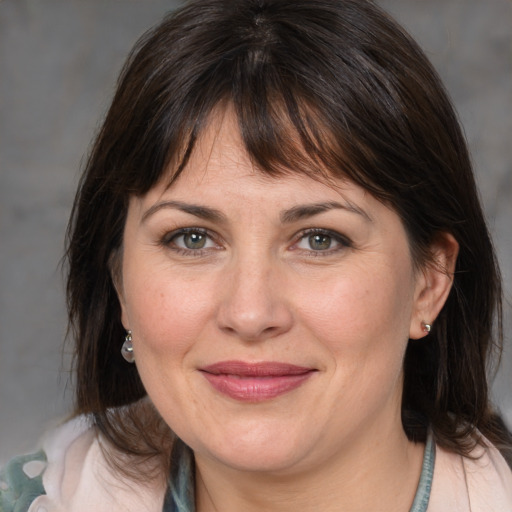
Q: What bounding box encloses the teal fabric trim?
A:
[163,431,436,512]
[409,430,435,512]
[0,450,47,512]
[163,440,195,512]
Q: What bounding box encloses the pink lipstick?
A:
[199,361,316,402]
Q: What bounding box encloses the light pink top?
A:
[430,438,512,511]
[27,417,512,512]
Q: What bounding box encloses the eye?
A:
[178,231,208,249]
[164,228,220,253]
[306,233,333,251]
[294,229,351,253]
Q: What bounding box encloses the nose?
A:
[216,256,294,342]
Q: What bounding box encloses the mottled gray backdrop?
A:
[1,0,511,464]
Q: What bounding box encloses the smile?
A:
[199,361,316,402]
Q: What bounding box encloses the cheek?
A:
[297,265,414,422]
[300,267,412,335]
[122,263,216,356]
[294,259,415,375]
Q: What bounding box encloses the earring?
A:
[421,322,432,334]
[121,330,135,363]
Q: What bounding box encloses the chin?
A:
[190,420,319,474]
[209,445,309,474]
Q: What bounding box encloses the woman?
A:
[1,0,511,510]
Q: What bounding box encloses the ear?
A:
[409,233,459,339]
[109,249,130,331]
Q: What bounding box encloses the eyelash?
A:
[160,227,352,257]
[292,228,352,256]
[161,227,222,257]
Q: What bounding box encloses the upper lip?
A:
[200,360,315,377]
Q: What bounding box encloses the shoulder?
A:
[428,435,512,511]
[1,416,167,512]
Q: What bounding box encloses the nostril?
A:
[217,309,293,342]
[215,267,294,340]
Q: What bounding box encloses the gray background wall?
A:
[1,0,511,464]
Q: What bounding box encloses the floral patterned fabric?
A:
[0,451,47,512]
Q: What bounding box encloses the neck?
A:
[194,417,424,512]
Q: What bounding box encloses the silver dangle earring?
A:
[421,322,432,335]
[121,330,135,363]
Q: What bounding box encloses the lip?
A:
[199,361,316,402]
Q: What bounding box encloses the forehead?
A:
[143,107,357,205]
[182,107,254,182]
[155,105,347,197]
[129,108,401,238]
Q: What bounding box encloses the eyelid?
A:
[162,226,208,243]
[291,228,352,253]
[159,226,351,256]
[161,227,223,254]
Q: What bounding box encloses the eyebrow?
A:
[141,199,372,225]
[280,201,372,223]
[141,200,227,224]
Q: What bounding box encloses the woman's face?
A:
[118,110,434,475]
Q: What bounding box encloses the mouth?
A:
[199,361,317,402]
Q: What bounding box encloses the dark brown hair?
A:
[66,0,510,473]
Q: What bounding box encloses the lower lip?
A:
[201,372,314,402]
